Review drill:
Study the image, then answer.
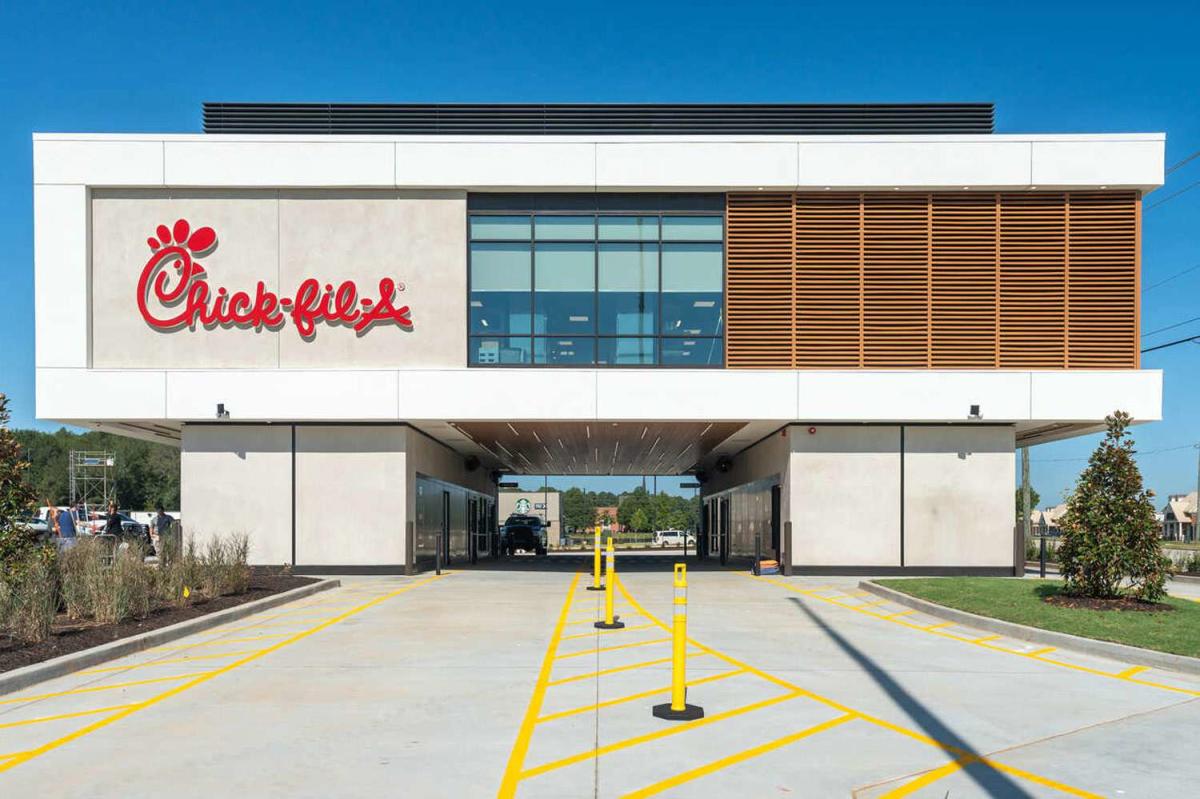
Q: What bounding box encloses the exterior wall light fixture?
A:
[968,404,982,420]
[216,403,230,419]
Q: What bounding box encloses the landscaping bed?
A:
[876,577,1200,658]
[1,569,317,673]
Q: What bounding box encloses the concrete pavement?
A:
[0,556,1197,797]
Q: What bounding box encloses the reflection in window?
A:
[469,210,723,367]
[534,243,594,335]
[470,336,532,365]
[535,337,596,365]
[470,243,531,335]
[599,243,657,336]
[661,243,723,336]
[598,337,656,366]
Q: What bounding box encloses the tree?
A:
[1057,411,1170,601]
[0,394,39,569]
[630,508,651,533]
[617,486,652,529]
[561,487,596,532]
[1015,487,1041,524]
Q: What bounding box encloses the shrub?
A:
[200,534,251,598]
[59,537,105,620]
[1057,411,1171,601]
[158,535,204,608]
[89,543,154,625]
[0,393,38,573]
[2,552,58,642]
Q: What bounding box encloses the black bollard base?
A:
[586,584,606,591]
[653,702,704,721]
[594,619,625,629]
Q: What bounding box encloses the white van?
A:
[653,530,696,548]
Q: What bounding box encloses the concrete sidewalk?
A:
[0,566,1196,797]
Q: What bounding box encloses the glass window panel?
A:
[662,216,723,241]
[470,336,532,365]
[598,243,657,336]
[470,215,531,240]
[661,242,723,336]
[535,215,595,240]
[598,216,659,241]
[470,243,531,335]
[597,337,656,366]
[534,337,596,365]
[535,243,595,334]
[661,338,723,366]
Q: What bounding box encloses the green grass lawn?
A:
[875,578,1200,658]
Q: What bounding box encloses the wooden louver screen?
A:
[725,191,1139,369]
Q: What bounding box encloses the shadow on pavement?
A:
[789,597,1033,798]
[449,551,748,573]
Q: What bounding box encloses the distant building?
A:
[594,506,624,534]
[1033,504,1068,537]
[1162,492,1197,542]
[498,491,562,547]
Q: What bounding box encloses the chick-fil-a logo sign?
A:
[137,219,413,339]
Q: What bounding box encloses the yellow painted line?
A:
[0,673,209,706]
[0,751,28,761]
[1026,646,1056,656]
[75,651,263,675]
[1117,665,1149,678]
[144,633,292,652]
[750,573,1200,699]
[521,690,805,779]
[640,574,1099,798]
[200,618,340,634]
[974,635,1001,643]
[622,713,856,798]
[0,573,447,776]
[880,758,969,798]
[536,669,746,724]
[858,599,890,609]
[556,637,671,660]
[560,622,656,641]
[497,573,579,799]
[925,622,955,631]
[0,704,136,731]
[546,653,710,687]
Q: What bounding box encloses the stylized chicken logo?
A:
[137,219,218,329]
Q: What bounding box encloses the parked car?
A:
[15,516,51,541]
[501,514,547,556]
[653,530,696,548]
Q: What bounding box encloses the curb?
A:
[0,578,340,697]
[858,580,1200,677]
[1171,572,1200,585]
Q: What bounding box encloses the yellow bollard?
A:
[653,563,703,720]
[586,525,604,591]
[594,539,624,629]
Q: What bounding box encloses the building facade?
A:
[33,104,1164,574]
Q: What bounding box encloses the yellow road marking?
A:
[546,653,710,687]
[858,599,890,608]
[1117,665,1148,678]
[555,637,672,660]
[622,713,857,798]
[0,704,136,731]
[974,635,1001,643]
[0,673,208,706]
[144,633,292,652]
[751,574,1200,699]
[200,618,340,634]
[1026,647,1057,656]
[560,622,656,641]
[632,576,1096,798]
[521,691,805,779]
[0,751,28,760]
[881,758,968,797]
[925,622,955,631]
[497,572,579,799]
[75,651,263,675]
[0,573,447,776]
[536,669,746,724]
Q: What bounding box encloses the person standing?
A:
[50,501,77,550]
[104,501,123,536]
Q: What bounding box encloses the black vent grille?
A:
[202,103,994,135]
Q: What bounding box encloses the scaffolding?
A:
[68,450,116,519]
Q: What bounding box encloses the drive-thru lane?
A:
[1,560,1197,797]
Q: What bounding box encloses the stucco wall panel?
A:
[91,190,281,369]
[790,426,902,567]
[181,425,291,565]
[902,426,1015,567]
[276,191,466,369]
[294,426,407,566]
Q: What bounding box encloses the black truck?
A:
[501,514,547,557]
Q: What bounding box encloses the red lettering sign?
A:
[137,219,413,338]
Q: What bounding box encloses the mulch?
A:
[1044,594,1174,613]
[0,572,318,673]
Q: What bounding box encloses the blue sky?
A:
[0,0,1197,503]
